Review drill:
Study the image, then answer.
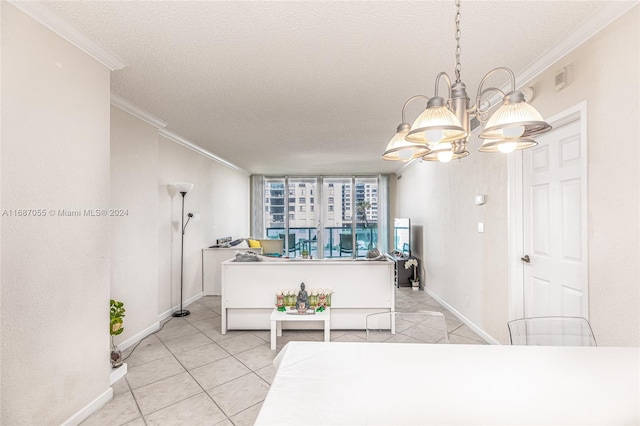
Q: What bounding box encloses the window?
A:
[259,176,382,259]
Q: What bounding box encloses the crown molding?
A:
[158,129,250,176]
[473,1,640,111]
[112,94,247,174]
[515,1,639,89]
[7,0,127,71]
[110,94,168,129]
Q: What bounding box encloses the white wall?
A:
[1,3,111,424]
[396,7,640,346]
[397,151,509,342]
[111,111,250,335]
[110,106,159,346]
[157,136,250,317]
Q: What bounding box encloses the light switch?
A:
[478,222,484,233]
[475,195,485,205]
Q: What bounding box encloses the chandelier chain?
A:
[454,0,462,82]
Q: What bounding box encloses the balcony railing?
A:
[265,225,378,258]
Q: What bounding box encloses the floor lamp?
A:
[173,182,196,317]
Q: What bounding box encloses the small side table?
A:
[270,307,331,350]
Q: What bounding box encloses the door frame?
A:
[507,101,589,320]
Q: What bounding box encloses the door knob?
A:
[521,255,531,263]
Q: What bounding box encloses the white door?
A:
[522,119,587,318]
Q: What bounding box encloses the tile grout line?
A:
[123,376,148,426]
[227,400,265,425]
[140,327,232,422]
[169,300,269,420]
[116,315,198,425]
[123,302,225,421]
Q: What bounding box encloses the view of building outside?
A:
[263,177,379,258]
[263,178,285,229]
[322,177,351,257]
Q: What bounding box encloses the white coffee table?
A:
[270,307,331,350]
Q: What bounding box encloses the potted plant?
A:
[301,249,309,259]
[404,259,420,290]
[110,299,125,368]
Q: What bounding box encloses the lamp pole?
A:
[173,191,190,317]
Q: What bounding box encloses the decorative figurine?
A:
[316,293,327,312]
[296,282,309,313]
[276,293,286,312]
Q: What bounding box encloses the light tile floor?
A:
[84,288,485,425]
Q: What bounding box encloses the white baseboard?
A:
[110,363,127,385]
[158,292,204,321]
[117,322,160,351]
[62,294,204,426]
[62,387,113,426]
[424,288,500,345]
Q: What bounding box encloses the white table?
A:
[256,341,640,425]
[269,308,330,350]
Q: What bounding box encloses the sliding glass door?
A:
[354,177,378,257]
[286,177,318,257]
[322,177,352,258]
[259,175,380,259]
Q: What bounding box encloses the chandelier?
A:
[382,0,551,163]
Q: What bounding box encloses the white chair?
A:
[507,316,597,346]
[366,311,449,344]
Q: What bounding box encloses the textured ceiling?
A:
[44,0,609,175]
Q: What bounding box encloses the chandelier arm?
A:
[476,67,516,99]
[400,95,430,123]
[474,87,507,121]
[434,72,452,100]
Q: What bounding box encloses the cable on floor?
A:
[122,317,174,362]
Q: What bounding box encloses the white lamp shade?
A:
[478,137,537,153]
[421,142,469,162]
[173,182,194,194]
[406,105,466,145]
[382,128,429,162]
[479,95,551,140]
